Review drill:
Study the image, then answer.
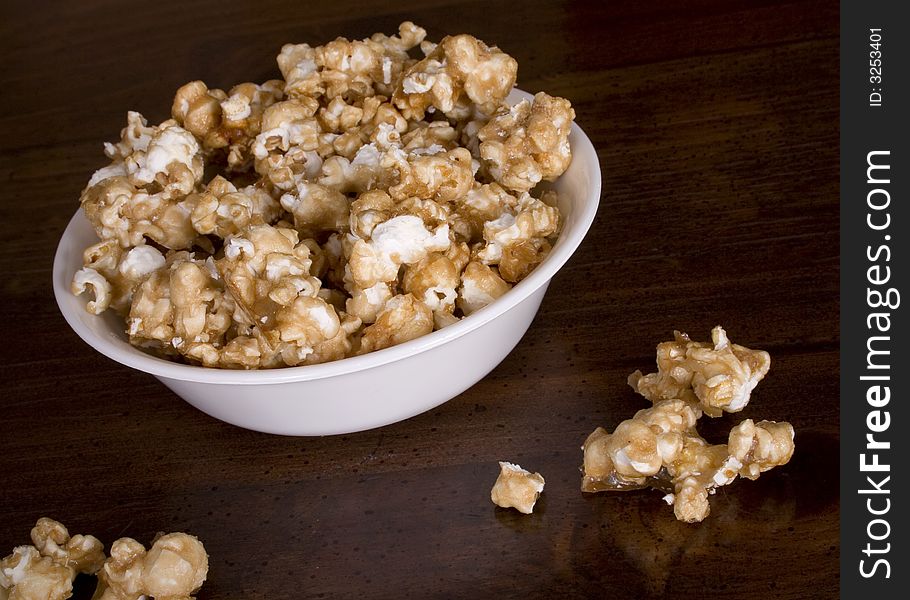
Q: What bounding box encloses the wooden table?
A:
[0,1,839,597]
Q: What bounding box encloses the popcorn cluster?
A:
[71,23,574,369]
[581,327,794,522]
[0,518,207,600]
[0,518,104,600]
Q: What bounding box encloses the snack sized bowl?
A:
[53,90,601,436]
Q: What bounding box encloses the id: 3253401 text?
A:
[869,28,883,107]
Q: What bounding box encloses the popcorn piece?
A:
[318,143,393,194]
[276,43,321,99]
[478,92,575,193]
[252,99,325,190]
[217,225,320,315]
[345,281,393,324]
[727,419,796,480]
[184,176,281,238]
[0,518,105,600]
[316,38,386,101]
[128,253,234,361]
[368,117,405,151]
[475,192,559,282]
[79,177,138,248]
[385,146,475,203]
[628,326,772,416]
[452,183,518,241]
[581,399,701,492]
[666,433,735,523]
[394,34,518,119]
[93,533,207,600]
[444,240,471,274]
[257,99,322,152]
[130,123,203,196]
[498,237,551,283]
[393,197,451,231]
[72,266,112,316]
[401,120,458,153]
[93,537,147,600]
[72,240,168,316]
[171,81,228,147]
[346,215,451,289]
[367,21,428,93]
[457,261,511,316]
[490,462,545,514]
[280,181,350,234]
[0,546,73,600]
[318,96,365,134]
[101,111,157,165]
[30,518,105,575]
[81,113,206,250]
[142,533,208,600]
[401,252,459,325]
[220,81,285,144]
[303,311,363,365]
[359,294,433,353]
[348,189,395,239]
[266,295,345,366]
[80,177,202,251]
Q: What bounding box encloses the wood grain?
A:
[0,1,839,598]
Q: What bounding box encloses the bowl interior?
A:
[53,88,601,384]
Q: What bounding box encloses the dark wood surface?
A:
[0,1,839,598]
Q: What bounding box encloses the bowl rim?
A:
[53,89,601,385]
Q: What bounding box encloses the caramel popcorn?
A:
[127,253,234,362]
[457,261,511,316]
[401,252,460,323]
[0,518,104,600]
[451,183,518,240]
[2,522,209,600]
[393,34,517,119]
[80,113,206,250]
[71,240,166,316]
[359,293,433,353]
[727,419,796,480]
[279,22,426,102]
[581,328,794,522]
[346,215,451,289]
[93,533,208,600]
[280,181,349,234]
[71,23,575,369]
[184,176,281,238]
[478,93,575,193]
[474,191,559,282]
[171,79,284,171]
[385,146,475,203]
[29,519,105,576]
[490,462,545,514]
[628,326,772,416]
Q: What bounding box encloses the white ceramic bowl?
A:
[53,89,601,435]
